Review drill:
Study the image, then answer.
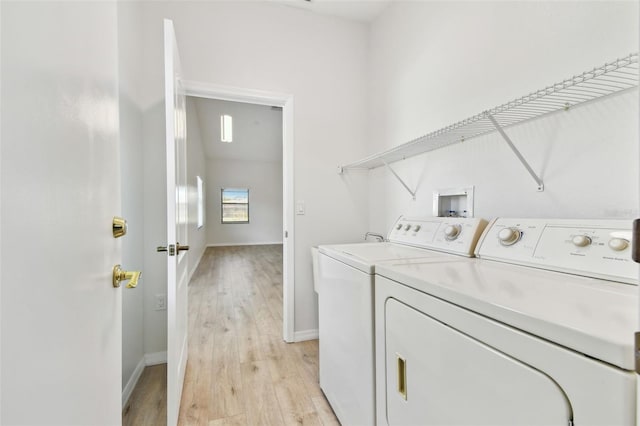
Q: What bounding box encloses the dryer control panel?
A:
[476,218,637,284]
[388,216,488,257]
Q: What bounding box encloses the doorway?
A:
[121,82,294,425]
[184,82,294,341]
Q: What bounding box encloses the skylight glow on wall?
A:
[221,114,233,143]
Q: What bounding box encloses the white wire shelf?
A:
[341,53,638,174]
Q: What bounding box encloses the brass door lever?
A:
[113,265,142,288]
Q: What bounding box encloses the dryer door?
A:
[385,299,572,425]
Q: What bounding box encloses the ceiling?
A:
[275,0,392,22]
[190,97,283,163]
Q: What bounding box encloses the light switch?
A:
[296,201,305,215]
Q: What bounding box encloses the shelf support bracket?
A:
[486,113,544,192]
[382,160,416,200]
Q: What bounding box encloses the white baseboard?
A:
[293,329,319,342]
[206,241,283,247]
[144,351,167,366]
[122,357,146,407]
[122,351,168,408]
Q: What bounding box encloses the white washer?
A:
[317,216,488,426]
[375,218,638,426]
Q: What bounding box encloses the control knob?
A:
[404,224,412,231]
[414,225,421,232]
[498,227,521,246]
[608,238,629,251]
[571,235,592,248]
[396,223,403,230]
[444,224,461,241]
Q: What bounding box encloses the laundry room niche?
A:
[433,186,474,217]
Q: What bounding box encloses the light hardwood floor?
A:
[124,245,338,426]
[122,364,167,426]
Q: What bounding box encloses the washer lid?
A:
[318,242,445,274]
[376,258,638,370]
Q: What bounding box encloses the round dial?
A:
[444,224,461,241]
[396,223,403,230]
[413,225,421,232]
[608,238,629,251]
[571,235,592,248]
[498,227,521,246]
[404,224,412,231]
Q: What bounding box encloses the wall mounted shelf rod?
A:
[383,160,416,200]
[338,53,638,192]
[486,113,544,192]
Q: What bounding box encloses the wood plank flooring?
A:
[123,245,338,426]
[122,364,167,426]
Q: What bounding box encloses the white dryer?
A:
[317,216,488,426]
[374,218,638,426]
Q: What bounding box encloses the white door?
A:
[1,2,121,424]
[163,19,190,426]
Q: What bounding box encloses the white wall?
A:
[366,1,639,231]
[186,97,208,278]
[142,103,168,355]
[118,1,146,398]
[206,158,283,246]
[192,97,283,162]
[139,1,370,337]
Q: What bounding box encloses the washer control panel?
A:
[476,218,637,284]
[387,216,488,257]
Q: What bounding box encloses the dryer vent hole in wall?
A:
[433,187,474,218]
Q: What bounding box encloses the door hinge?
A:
[285,231,288,238]
[632,219,640,263]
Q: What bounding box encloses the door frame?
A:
[183,80,295,342]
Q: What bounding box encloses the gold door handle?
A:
[397,354,407,400]
[113,265,142,288]
[177,242,189,253]
[157,246,168,252]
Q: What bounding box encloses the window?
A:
[220,114,233,143]
[221,188,249,223]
